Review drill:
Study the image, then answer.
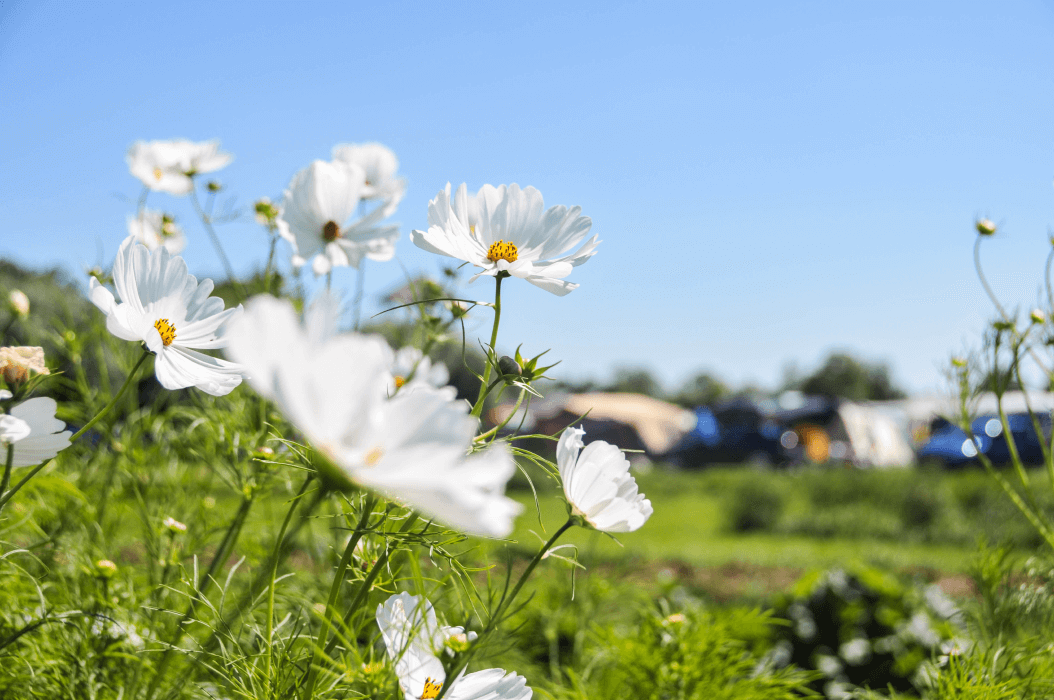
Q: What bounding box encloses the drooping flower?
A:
[127,139,232,195]
[0,397,72,466]
[0,347,49,385]
[387,346,450,396]
[89,237,243,396]
[411,183,599,296]
[127,209,186,255]
[331,142,406,203]
[556,427,652,532]
[276,160,399,276]
[224,294,521,537]
[377,593,532,700]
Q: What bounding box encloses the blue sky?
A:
[3,0,1054,395]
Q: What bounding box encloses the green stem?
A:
[471,275,503,418]
[321,513,420,658]
[301,495,377,700]
[435,519,573,700]
[71,350,151,444]
[190,188,244,302]
[264,231,278,293]
[1012,360,1054,488]
[0,446,13,517]
[975,447,1054,551]
[475,389,525,443]
[265,478,326,689]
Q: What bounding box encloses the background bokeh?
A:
[4,0,1054,393]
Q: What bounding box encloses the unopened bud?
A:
[445,632,471,653]
[993,320,1015,332]
[1032,309,1046,324]
[497,356,522,377]
[976,218,997,236]
[95,559,118,578]
[163,516,187,534]
[206,180,222,192]
[202,496,216,510]
[8,290,29,318]
[254,198,279,226]
[951,357,967,369]
[662,613,687,626]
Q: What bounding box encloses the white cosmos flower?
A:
[387,347,450,396]
[332,142,406,204]
[127,139,232,196]
[557,427,652,533]
[127,209,186,255]
[225,294,522,537]
[1,398,72,466]
[276,159,400,276]
[377,593,531,700]
[89,237,244,396]
[411,183,599,296]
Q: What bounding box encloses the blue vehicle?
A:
[917,413,1051,468]
[670,398,787,468]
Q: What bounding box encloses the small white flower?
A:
[1,398,71,466]
[411,183,599,296]
[127,139,232,195]
[557,427,652,532]
[89,236,244,396]
[377,593,531,700]
[277,159,399,276]
[331,142,406,204]
[225,294,521,537]
[127,209,186,255]
[388,347,450,396]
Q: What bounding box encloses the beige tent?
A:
[562,393,697,455]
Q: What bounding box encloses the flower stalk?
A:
[471,275,503,418]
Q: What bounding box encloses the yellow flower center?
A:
[486,240,518,263]
[153,167,163,181]
[420,678,443,699]
[394,376,406,389]
[153,318,177,347]
[323,220,341,242]
[364,446,384,467]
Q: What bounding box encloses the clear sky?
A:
[3,0,1054,395]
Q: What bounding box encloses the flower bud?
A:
[1032,309,1047,324]
[951,357,967,369]
[993,320,1015,332]
[95,559,118,579]
[254,198,279,226]
[163,516,187,534]
[975,218,997,236]
[206,180,222,192]
[202,496,216,510]
[662,613,687,626]
[8,290,29,318]
[0,347,49,385]
[253,445,275,459]
[497,356,522,377]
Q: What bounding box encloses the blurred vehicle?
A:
[669,397,787,468]
[917,413,1052,468]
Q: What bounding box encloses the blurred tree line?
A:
[556,352,905,407]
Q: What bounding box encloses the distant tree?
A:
[604,366,663,397]
[671,372,729,407]
[798,352,905,401]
